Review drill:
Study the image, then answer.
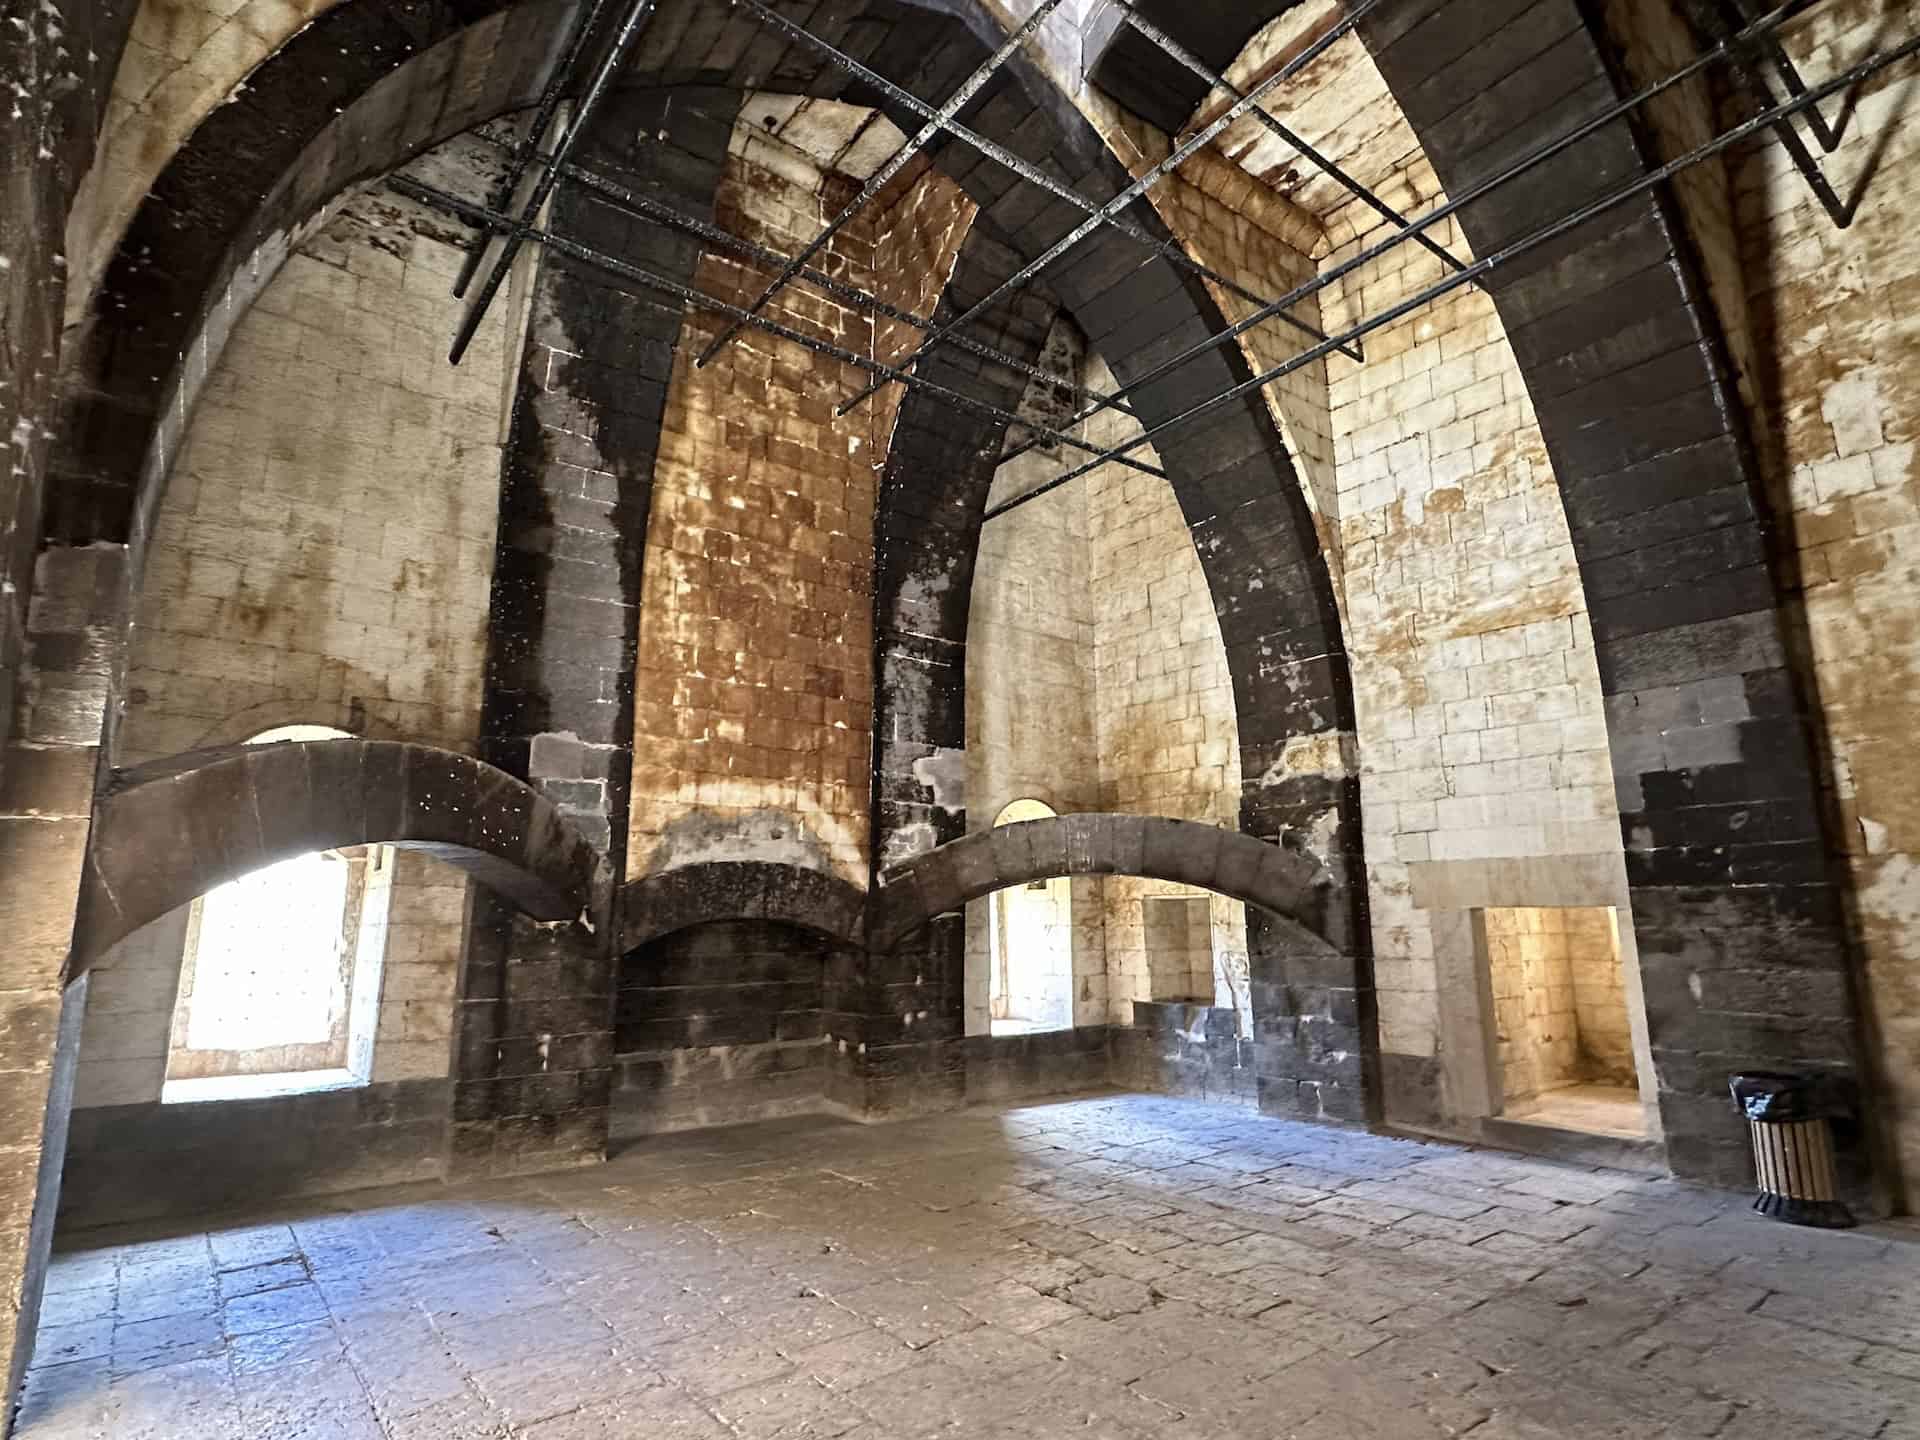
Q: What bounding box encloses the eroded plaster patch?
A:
[911,747,967,815]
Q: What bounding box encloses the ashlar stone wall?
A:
[1728,0,1920,1200]
[625,128,975,891]
[1317,143,1634,1096]
[965,349,1249,1036]
[962,402,1104,1036]
[77,174,513,1111]
[1085,360,1251,1023]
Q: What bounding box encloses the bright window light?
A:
[183,851,350,1053]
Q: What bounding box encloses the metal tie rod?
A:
[695,0,1071,368]
[726,0,1363,364]
[1114,0,1468,275]
[550,154,1137,410]
[468,124,1121,405]
[1735,0,1842,150]
[984,17,1920,524]
[995,0,1816,474]
[1682,0,1849,225]
[389,176,1171,481]
[451,0,617,300]
[831,26,1349,418]
[446,0,659,365]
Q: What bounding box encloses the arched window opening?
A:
[161,725,393,1103]
[986,799,1074,1036]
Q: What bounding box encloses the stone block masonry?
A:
[0,540,129,1428]
[1719,0,1920,1206]
[0,0,134,765]
[96,171,514,1126]
[1484,905,1632,1104]
[625,128,978,894]
[1319,147,1626,1080]
[626,145,883,890]
[115,174,507,770]
[1360,0,1874,1197]
[612,919,834,1138]
[454,88,747,1179]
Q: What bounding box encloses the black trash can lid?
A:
[1730,1071,1841,1122]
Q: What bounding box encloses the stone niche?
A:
[1479,905,1638,1131]
[1411,856,1662,1150]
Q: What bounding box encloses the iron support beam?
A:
[985,14,1920,524]
[390,176,1170,480]
[830,27,1351,417]
[695,0,1071,368]
[1732,0,1843,149]
[1684,0,1850,225]
[528,150,1134,411]
[995,0,1818,473]
[726,0,1362,363]
[446,0,660,365]
[1113,0,1468,276]
[451,0,616,299]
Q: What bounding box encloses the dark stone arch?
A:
[1357,0,1872,1193]
[618,861,867,951]
[1095,0,1873,1191]
[867,813,1333,953]
[72,739,607,973]
[868,105,1369,1121]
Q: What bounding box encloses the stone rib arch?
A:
[72,740,608,974]
[618,862,867,953]
[868,814,1330,953]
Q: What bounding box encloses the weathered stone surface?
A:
[872,815,1329,952]
[619,862,867,952]
[71,741,603,971]
[33,1094,1920,1440]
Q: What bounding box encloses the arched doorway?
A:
[985,799,1075,1036]
[160,725,393,1102]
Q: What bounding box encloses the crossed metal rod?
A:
[693,0,1072,368]
[982,14,1920,525]
[450,0,618,301]
[434,0,1884,528]
[1683,0,1849,225]
[467,129,1136,412]
[449,0,1370,387]
[391,175,1172,480]
[992,0,1823,475]
[719,0,1365,367]
[829,0,1390,419]
[447,0,661,364]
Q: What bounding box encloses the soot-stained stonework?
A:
[57,3,1371,1141]
[0,0,136,752]
[53,0,1364,1195]
[1082,0,1874,1194]
[453,85,746,1179]
[58,1078,450,1229]
[613,918,839,1136]
[868,813,1328,951]
[1354,0,1874,1195]
[619,861,867,952]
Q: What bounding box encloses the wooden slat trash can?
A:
[1730,1072,1854,1229]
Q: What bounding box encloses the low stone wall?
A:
[1111,1001,1257,1108]
[58,1079,449,1230]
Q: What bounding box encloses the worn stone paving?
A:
[20,1093,1920,1438]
